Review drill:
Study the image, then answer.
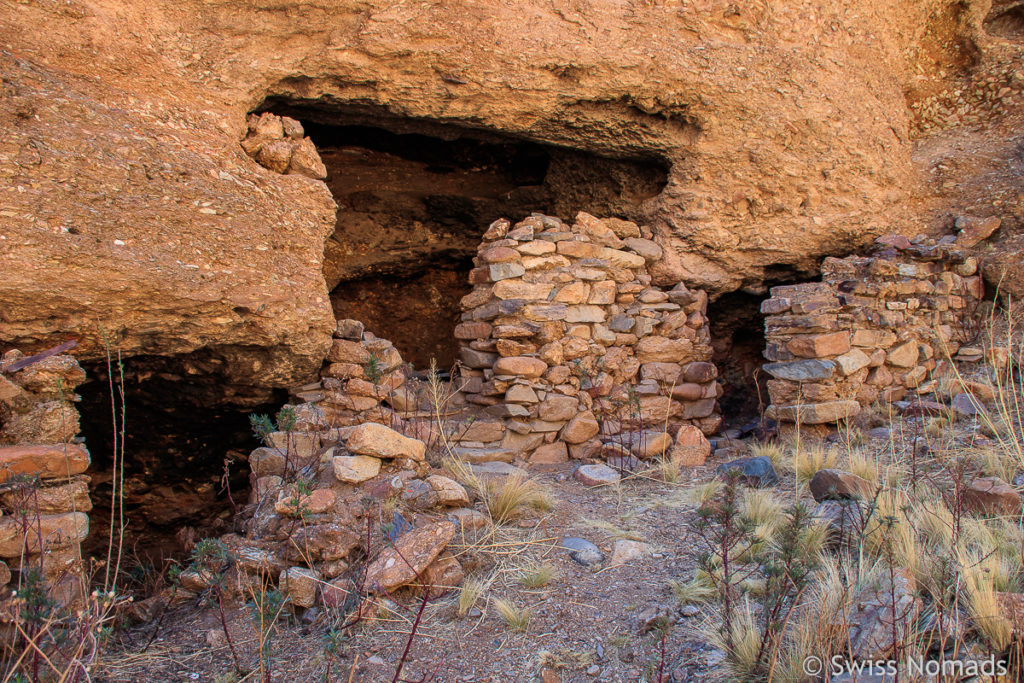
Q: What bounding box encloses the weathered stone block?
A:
[0,444,90,483]
[786,331,851,358]
[347,423,426,461]
[767,400,861,424]
[762,359,837,381]
[494,356,548,378]
[333,455,382,483]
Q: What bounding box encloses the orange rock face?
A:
[1,0,1020,394]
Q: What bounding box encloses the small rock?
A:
[951,393,984,417]
[866,427,891,440]
[808,469,875,502]
[332,454,381,483]
[955,215,1001,248]
[679,605,700,618]
[561,537,604,567]
[426,475,470,506]
[402,479,439,509]
[447,507,489,530]
[364,520,456,591]
[629,431,673,459]
[715,456,779,487]
[610,539,647,566]
[671,424,711,466]
[962,477,1022,517]
[575,464,621,486]
[814,500,868,548]
[347,423,426,461]
[540,668,561,683]
[418,551,465,593]
[279,566,320,608]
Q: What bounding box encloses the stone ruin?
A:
[0,350,90,605]
[762,235,985,432]
[454,213,722,464]
[0,212,1002,613]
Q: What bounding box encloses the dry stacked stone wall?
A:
[0,350,91,603]
[761,235,984,426]
[455,212,722,464]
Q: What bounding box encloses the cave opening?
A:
[259,100,670,370]
[76,354,282,572]
[707,291,771,424]
[985,2,1024,40]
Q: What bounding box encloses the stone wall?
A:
[454,213,722,464]
[0,350,91,602]
[761,235,984,426]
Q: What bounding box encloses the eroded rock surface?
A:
[1,0,1021,399]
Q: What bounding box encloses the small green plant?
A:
[188,539,241,673]
[363,354,385,385]
[249,413,276,443]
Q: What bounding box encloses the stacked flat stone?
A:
[241,112,327,180]
[455,212,721,464]
[217,418,470,610]
[316,319,409,426]
[761,234,983,425]
[0,350,91,603]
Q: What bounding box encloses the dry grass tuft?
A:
[793,443,837,485]
[669,578,716,605]
[493,598,532,632]
[517,559,558,589]
[749,441,787,471]
[480,471,553,524]
[456,576,487,617]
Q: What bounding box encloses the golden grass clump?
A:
[517,559,558,589]
[749,441,787,472]
[456,576,487,617]
[493,598,532,632]
[669,577,716,606]
[793,443,838,485]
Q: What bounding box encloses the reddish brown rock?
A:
[962,477,1022,517]
[530,442,569,464]
[560,411,600,444]
[0,445,90,483]
[786,332,851,358]
[346,423,426,461]
[364,521,456,592]
[671,425,711,467]
[417,551,465,594]
[809,469,875,502]
[0,512,89,556]
[493,356,548,378]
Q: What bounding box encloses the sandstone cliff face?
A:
[1,0,1020,393]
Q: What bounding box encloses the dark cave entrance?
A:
[708,292,771,423]
[258,100,669,370]
[76,354,282,570]
[985,1,1024,40]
